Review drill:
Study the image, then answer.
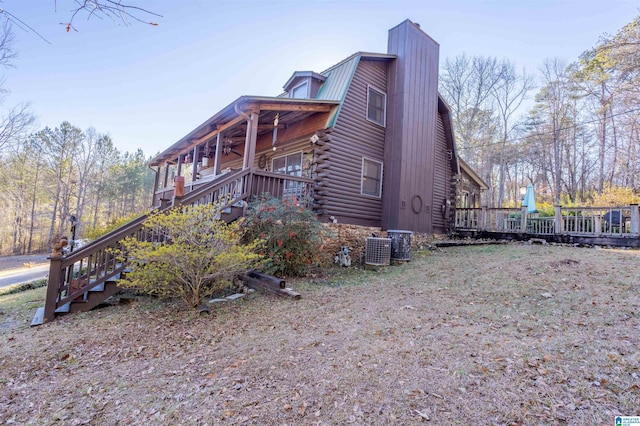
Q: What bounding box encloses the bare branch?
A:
[62,1,162,32]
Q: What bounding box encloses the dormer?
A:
[283,71,326,99]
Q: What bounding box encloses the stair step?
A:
[90,282,105,292]
[89,274,120,292]
[55,302,70,313]
[31,307,45,326]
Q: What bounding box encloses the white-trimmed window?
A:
[290,81,309,99]
[272,152,303,176]
[361,157,383,198]
[366,85,386,126]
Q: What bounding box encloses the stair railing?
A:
[41,168,254,323]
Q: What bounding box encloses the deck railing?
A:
[250,170,315,209]
[43,213,157,322]
[454,204,640,239]
[41,168,316,323]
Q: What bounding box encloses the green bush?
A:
[242,195,330,277]
[118,204,263,308]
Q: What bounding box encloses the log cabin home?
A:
[149,19,486,234]
[32,19,488,325]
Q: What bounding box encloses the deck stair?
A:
[32,168,315,325]
[31,169,256,326]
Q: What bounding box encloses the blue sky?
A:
[3,0,639,156]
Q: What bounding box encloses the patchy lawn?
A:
[1,243,638,425]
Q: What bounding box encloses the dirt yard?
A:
[1,243,638,425]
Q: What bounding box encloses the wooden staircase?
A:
[31,168,315,325]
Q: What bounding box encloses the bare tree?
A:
[492,61,534,206]
[440,54,503,205]
[0,22,34,152]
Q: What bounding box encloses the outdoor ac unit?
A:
[365,237,391,266]
[387,230,413,261]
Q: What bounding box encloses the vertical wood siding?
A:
[384,20,440,233]
[320,59,388,226]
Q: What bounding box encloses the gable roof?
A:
[459,158,489,190]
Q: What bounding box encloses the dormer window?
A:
[290,81,309,99]
[283,71,326,99]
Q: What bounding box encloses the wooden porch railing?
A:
[250,169,315,209]
[454,204,640,239]
[39,168,315,324]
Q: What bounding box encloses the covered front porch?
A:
[149,96,339,210]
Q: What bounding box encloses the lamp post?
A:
[69,214,78,253]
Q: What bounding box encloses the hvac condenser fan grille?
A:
[365,237,391,266]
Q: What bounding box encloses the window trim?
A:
[271,151,303,176]
[366,84,386,127]
[361,157,383,198]
[290,81,309,99]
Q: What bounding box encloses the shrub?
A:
[242,195,330,277]
[591,185,639,206]
[118,204,263,308]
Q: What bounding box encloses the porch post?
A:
[191,145,199,184]
[163,163,169,188]
[520,206,527,233]
[177,154,183,177]
[151,166,159,206]
[554,205,563,234]
[630,204,639,235]
[214,132,222,176]
[243,112,259,169]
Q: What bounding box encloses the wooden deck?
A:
[454,205,640,247]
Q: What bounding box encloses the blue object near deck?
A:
[522,183,537,213]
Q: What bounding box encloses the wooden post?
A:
[163,163,169,188]
[554,205,563,234]
[177,153,183,177]
[479,206,487,231]
[630,204,639,235]
[43,257,62,323]
[214,132,222,177]
[595,214,602,235]
[191,145,199,184]
[520,206,527,233]
[243,112,259,169]
[151,166,160,207]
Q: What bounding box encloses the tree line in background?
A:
[440,15,640,209]
[0,122,154,255]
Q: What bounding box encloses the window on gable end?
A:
[361,157,383,198]
[366,85,386,126]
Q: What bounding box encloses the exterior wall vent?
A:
[365,237,391,266]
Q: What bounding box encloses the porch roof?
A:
[150,96,340,166]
